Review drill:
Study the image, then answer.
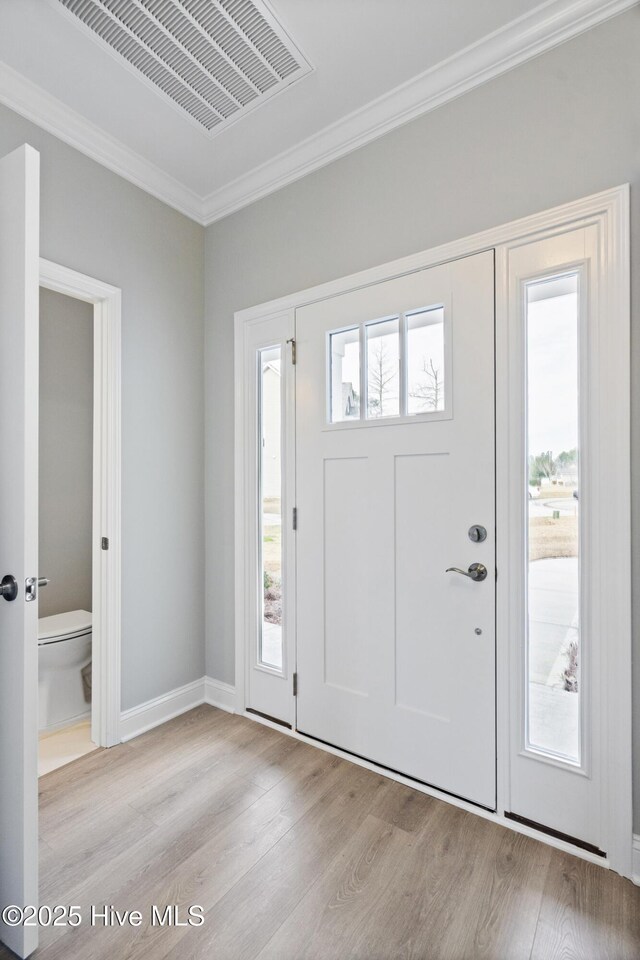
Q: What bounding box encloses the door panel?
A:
[295,252,496,808]
[0,145,40,958]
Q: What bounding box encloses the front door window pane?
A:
[259,346,283,670]
[526,274,580,761]
[366,316,400,418]
[329,328,360,423]
[406,307,445,414]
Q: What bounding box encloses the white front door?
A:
[295,251,496,808]
[0,145,40,958]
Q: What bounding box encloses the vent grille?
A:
[57,0,311,134]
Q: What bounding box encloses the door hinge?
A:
[101,537,109,551]
[292,507,297,530]
[286,337,296,365]
[293,672,298,696]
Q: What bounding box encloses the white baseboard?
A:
[204,676,236,713]
[633,835,640,885]
[119,675,236,741]
[119,677,205,741]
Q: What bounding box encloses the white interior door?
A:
[295,251,496,808]
[0,144,40,959]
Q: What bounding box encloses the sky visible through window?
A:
[337,308,445,415]
[528,288,579,457]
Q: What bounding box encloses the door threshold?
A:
[246,707,292,729]
[505,811,606,857]
[298,727,496,814]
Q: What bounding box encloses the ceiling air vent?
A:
[56,0,312,135]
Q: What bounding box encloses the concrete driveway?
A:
[528,556,579,759]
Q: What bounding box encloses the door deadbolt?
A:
[468,525,487,543]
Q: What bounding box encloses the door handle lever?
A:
[446,563,488,582]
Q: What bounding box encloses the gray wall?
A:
[39,289,93,619]
[204,10,640,821]
[0,101,205,710]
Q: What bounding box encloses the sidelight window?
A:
[525,273,581,762]
[258,346,283,671]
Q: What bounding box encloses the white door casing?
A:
[39,260,122,749]
[0,144,40,959]
[295,252,496,807]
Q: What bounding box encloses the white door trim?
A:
[234,185,631,876]
[39,259,122,748]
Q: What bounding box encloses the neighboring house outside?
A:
[343,382,358,418]
[556,464,578,486]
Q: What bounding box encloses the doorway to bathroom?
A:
[38,259,122,775]
[37,287,96,774]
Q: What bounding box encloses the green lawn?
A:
[262,523,282,575]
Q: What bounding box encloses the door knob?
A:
[446,563,488,582]
[1,574,18,601]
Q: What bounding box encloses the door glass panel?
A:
[258,346,283,670]
[406,306,445,414]
[366,316,400,418]
[329,327,360,423]
[525,273,580,761]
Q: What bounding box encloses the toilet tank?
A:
[38,609,92,644]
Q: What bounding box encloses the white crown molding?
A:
[201,0,638,224]
[0,60,204,223]
[0,0,636,225]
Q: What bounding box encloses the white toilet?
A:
[38,610,92,731]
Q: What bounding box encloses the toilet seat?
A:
[38,609,92,645]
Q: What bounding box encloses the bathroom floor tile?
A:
[39,720,98,777]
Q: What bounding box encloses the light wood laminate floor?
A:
[3,704,638,960]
